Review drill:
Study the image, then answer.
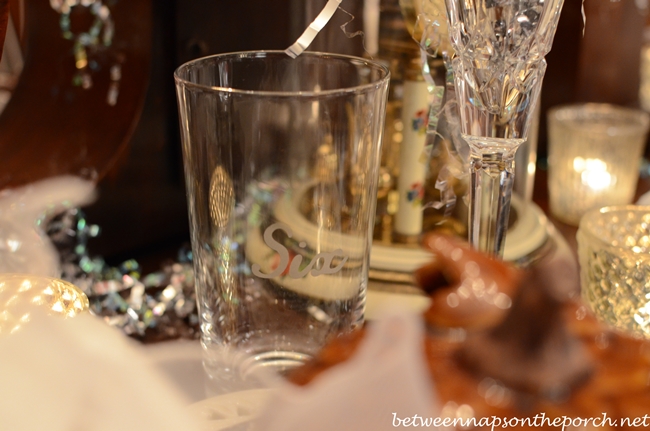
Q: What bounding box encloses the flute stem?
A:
[468,150,516,257]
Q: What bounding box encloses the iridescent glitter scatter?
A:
[46,208,199,342]
[51,0,115,89]
[50,0,123,104]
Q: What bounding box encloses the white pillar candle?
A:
[394,76,430,240]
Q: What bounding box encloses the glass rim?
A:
[578,205,650,251]
[173,50,391,97]
[548,103,650,135]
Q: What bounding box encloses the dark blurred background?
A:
[85,0,298,267]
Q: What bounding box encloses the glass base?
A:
[241,351,312,377]
[203,345,311,396]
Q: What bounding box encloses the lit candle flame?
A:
[573,157,613,190]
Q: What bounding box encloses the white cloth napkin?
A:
[252,311,442,431]
[0,309,201,431]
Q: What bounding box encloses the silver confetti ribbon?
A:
[285,0,342,58]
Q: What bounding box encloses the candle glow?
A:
[573,157,613,191]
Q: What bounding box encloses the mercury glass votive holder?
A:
[0,274,89,336]
[548,104,650,226]
[578,206,650,338]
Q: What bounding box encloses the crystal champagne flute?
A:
[445,0,564,256]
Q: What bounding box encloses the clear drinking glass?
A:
[578,206,650,339]
[445,0,564,255]
[175,51,389,393]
